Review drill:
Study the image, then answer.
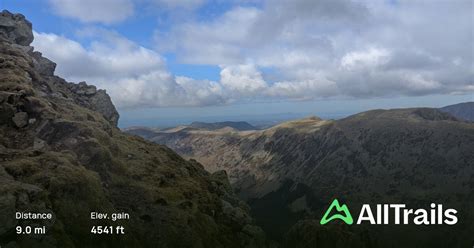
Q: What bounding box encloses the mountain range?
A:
[130,107,474,247]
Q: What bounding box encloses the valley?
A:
[129,107,474,247]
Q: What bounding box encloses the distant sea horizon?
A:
[118,111,351,129]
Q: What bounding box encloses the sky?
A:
[2,0,473,127]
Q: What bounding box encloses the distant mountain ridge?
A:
[440,102,474,121]
[189,121,258,131]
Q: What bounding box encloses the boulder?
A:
[12,111,28,128]
[67,82,119,126]
[89,89,119,126]
[31,51,56,76]
[221,199,253,228]
[33,137,46,150]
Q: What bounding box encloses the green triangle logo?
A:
[320,199,353,225]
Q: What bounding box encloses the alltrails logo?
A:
[320,199,353,225]
[320,199,458,225]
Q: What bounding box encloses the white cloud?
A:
[32,31,227,108]
[340,48,391,70]
[49,0,134,24]
[151,0,205,9]
[112,72,225,108]
[155,6,261,65]
[154,0,474,100]
[35,0,473,109]
[266,77,339,100]
[31,29,340,108]
[220,64,267,95]
[33,29,164,79]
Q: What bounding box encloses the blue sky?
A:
[3,0,473,127]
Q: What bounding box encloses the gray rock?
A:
[73,82,96,95]
[0,10,33,46]
[12,112,28,128]
[85,85,97,95]
[33,138,46,150]
[66,82,119,126]
[89,89,119,126]
[31,51,56,76]
[11,43,33,53]
[221,199,252,227]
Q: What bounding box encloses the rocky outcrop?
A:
[0,10,33,46]
[0,10,266,248]
[67,81,120,126]
[0,9,119,127]
[31,51,56,76]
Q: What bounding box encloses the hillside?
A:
[0,10,267,248]
[133,108,474,247]
[440,102,474,121]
